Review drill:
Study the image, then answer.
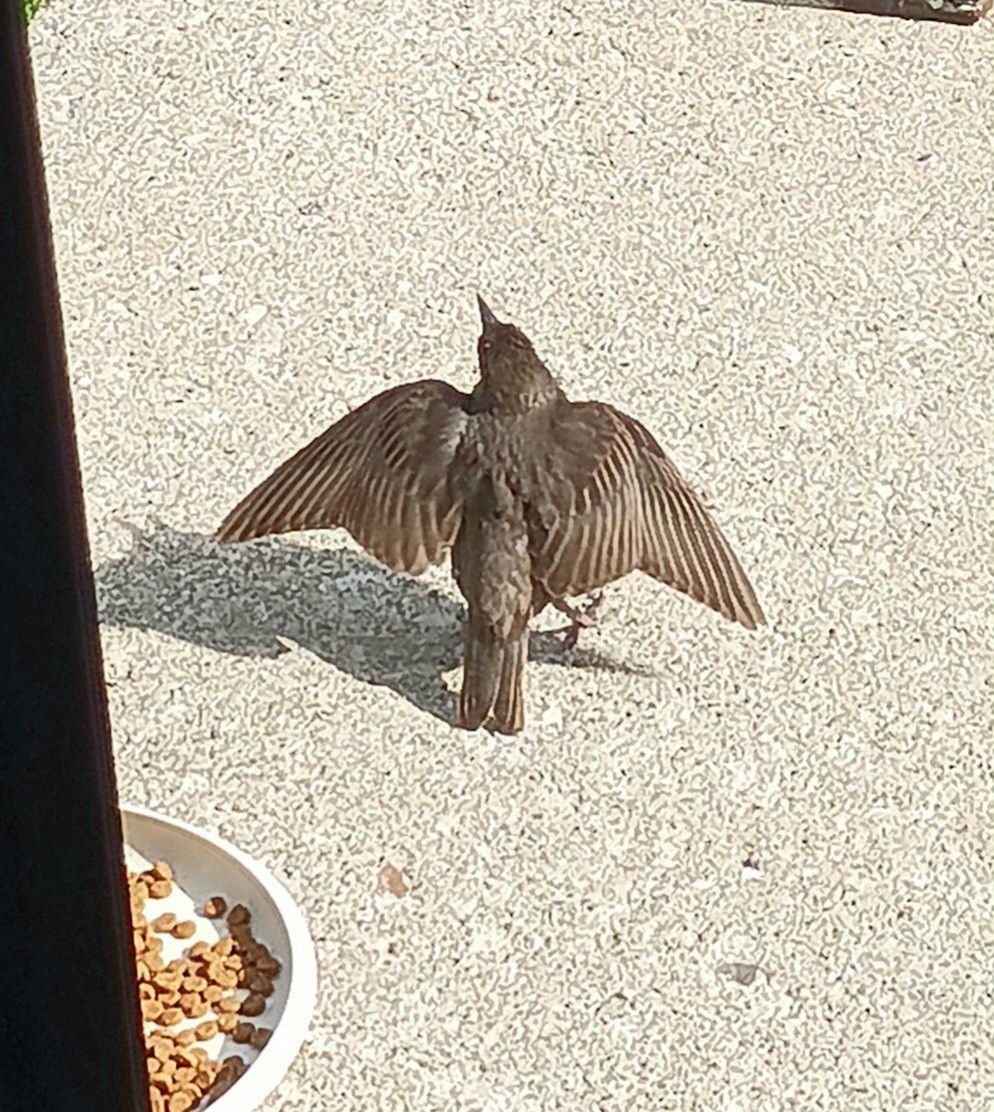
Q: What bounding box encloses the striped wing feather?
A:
[528,401,765,629]
[216,381,470,575]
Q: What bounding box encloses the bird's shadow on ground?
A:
[94,522,639,729]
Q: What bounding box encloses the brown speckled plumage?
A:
[217,297,765,733]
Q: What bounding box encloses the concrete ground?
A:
[30,1,992,1109]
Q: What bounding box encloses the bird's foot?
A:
[552,592,605,649]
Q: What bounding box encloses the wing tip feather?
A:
[729,588,765,631]
[214,508,257,545]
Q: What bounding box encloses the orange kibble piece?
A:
[214,938,235,957]
[148,880,172,900]
[174,1029,196,1048]
[182,975,207,994]
[159,1007,183,1027]
[145,953,165,974]
[214,969,238,990]
[204,984,223,1004]
[151,860,173,881]
[152,913,177,933]
[172,920,196,940]
[141,998,164,1022]
[215,996,240,1014]
[167,1094,193,1112]
[151,1038,173,1063]
[189,941,210,959]
[194,1020,219,1041]
[216,1013,237,1034]
[176,1046,203,1067]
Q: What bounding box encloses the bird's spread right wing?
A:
[527,401,765,629]
[216,380,470,575]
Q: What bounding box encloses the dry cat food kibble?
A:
[227,903,251,927]
[231,1021,256,1045]
[206,1056,247,1103]
[249,1027,272,1052]
[203,896,227,918]
[238,993,265,1018]
[126,863,283,1109]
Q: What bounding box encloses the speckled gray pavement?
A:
[29,2,993,1108]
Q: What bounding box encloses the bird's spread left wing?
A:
[216,380,470,575]
[526,401,765,629]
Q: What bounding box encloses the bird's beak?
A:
[477,294,500,328]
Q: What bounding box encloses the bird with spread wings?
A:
[217,297,764,733]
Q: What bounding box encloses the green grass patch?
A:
[23,0,46,23]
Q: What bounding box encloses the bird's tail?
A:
[459,614,526,735]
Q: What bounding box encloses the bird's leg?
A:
[552,592,605,649]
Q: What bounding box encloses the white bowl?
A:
[121,805,318,1111]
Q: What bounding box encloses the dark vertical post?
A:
[0,7,149,1111]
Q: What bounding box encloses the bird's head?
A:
[474,295,559,412]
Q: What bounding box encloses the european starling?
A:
[217,297,765,733]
